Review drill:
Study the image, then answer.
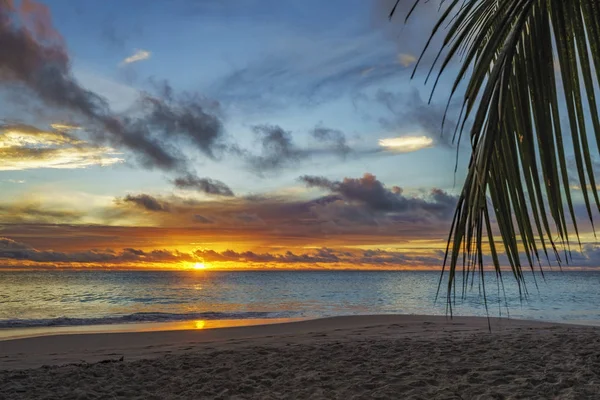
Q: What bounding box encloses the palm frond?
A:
[391,0,600,308]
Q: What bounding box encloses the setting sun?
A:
[193,262,207,270]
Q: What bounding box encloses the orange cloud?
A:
[0,174,459,256]
[0,235,446,270]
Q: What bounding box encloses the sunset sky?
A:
[0,0,597,270]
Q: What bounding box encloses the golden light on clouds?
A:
[379,136,434,153]
[121,49,151,65]
[50,123,80,132]
[0,129,78,147]
[0,126,123,170]
[398,53,417,67]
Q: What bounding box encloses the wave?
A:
[0,311,300,329]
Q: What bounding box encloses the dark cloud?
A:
[194,248,340,264]
[300,173,457,216]
[139,79,225,159]
[311,126,351,158]
[246,124,307,173]
[173,173,234,197]
[194,246,450,267]
[359,248,445,266]
[0,235,447,268]
[4,231,600,269]
[0,6,178,170]
[0,171,460,250]
[0,3,224,173]
[0,237,192,264]
[242,124,355,175]
[99,173,457,243]
[121,194,170,212]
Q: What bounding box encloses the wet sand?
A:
[1,315,599,399]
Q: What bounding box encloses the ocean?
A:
[1,270,600,331]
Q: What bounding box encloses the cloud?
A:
[246,124,307,173]
[120,49,151,65]
[138,80,225,159]
[351,88,464,155]
[0,237,192,265]
[0,123,123,170]
[102,173,458,241]
[397,53,417,67]
[375,89,458,146]
[378,136,434,153]
[0,171,459,251]
[50,123,80,132]
[195,248,341,264]
[0,202,83,224]
[5,231,600,269]
[173,174,234,197]
[121,194,170,212]
[0,4,224,174]
[300,173,456,215]
[241,124,355,175]
[0,3,175,169]
[359,248,444,266]
[0,235,448,269]
[311,126,351,158]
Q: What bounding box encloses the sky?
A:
[0,0,597,270]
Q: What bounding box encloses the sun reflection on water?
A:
[194,320,206,329]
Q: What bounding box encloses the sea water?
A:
[1,270,599,330]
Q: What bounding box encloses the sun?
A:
[192,262,207,270]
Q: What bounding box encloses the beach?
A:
[1,315,600,399]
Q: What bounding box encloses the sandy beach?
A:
[1,315,599,399]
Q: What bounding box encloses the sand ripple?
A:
[1,319,599,399]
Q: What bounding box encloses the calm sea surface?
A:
[1,270,600,329]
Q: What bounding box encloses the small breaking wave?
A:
[0,311,300,329]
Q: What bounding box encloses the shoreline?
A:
[2,315,600,398]
[2,313,599,343]
[0,314,596,370]
[0,317,305,341]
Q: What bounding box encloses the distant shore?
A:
[1,315,600,399]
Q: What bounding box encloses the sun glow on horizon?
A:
[192,262,207,270]
[194,320,206,329]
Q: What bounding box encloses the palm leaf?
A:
[391,0,600,307]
